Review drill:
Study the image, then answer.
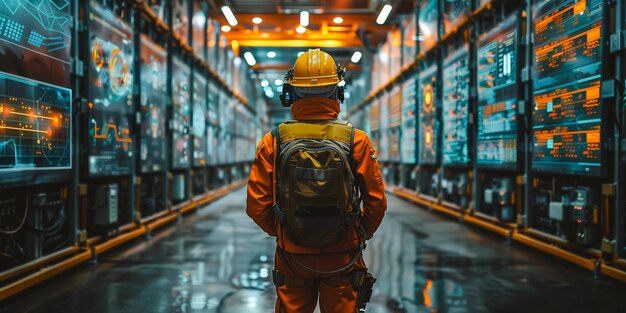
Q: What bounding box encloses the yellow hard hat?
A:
[287,49,344,87]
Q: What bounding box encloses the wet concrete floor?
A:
[2,188,626,312]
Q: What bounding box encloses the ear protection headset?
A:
[280,65,346,107]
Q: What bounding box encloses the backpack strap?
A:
[271,126,285,226]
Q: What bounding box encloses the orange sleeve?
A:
[353,130,387,239]
[246,133,277,237]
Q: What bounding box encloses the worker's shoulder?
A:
[351,127,371,144]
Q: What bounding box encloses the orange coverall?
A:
[246,97,387,312]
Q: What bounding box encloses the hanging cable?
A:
[0,193,29,235]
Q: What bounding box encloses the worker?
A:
[246,49,387,312]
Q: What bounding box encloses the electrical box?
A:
[173,174,186,202]
[94,184,119,226]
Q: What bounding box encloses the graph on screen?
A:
[88,3,134,176]
[192,71,207,167]
[476,15,518,168]
[419,65,439,165]
[443,45,470,165]
[532,0,603,176]
[0,72,71,171]
[139,35,166,173]
[0,0,72,87]
[401,76,416,164]
[172,57,191,169]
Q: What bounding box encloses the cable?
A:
[30,204,66,236]
[0,193,29,235]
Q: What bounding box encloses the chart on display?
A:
[171,57,191,169]
[401,77,416,164]
[532,0,603,176]
[0,0,72,87]
[442,46,471,165]
[172,0,189,45]
[192,72,207,167]
[0,72,71,172]
[418,0,438,53]
[476,15,518,169]
[88,3,134,176]
[139,35,166,173]
[418,65,439,165]
[443,0,471,34]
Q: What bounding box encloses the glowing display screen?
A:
[476,15,518,168]
[418,65,439,165]
[0,0,72,176]
[192,71,207,167]
[0,72,71,171]
[88,4,134,176]
[443,0,471,34]
[139,35,166,173]
[419,0,438,53]
[532,0,603,176]
[172,57,191,169]
[401,77,416,164]
[0,0,71,87]
[442,46,471,165]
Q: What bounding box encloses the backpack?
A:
[272,120,362,247]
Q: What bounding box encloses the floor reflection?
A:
[2,188,626,313]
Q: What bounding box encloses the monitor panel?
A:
[444,0,472,35]
[418,64,439,165]
[476,15,519,169]
[442,45,471,165]
[87,4,134,176]
[531,0,603,176]
[419,0,438,53]
[139,35,167,173]
[401,77,417,164]
[171,57,191,169]
[192,72,207,167]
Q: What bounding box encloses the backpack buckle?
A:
[272,270,285,287]
[273,203,286,225]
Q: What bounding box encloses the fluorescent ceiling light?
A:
[267,51,277,58]
[243,51,256,66]
[376,4,392,25]
[252,17,263,24]
[261,79,269,87]
[300,11,309,27]
[296,26,306,34]
[221,25,231,32]
[351,51,363,63]
[297,51,305,57]
[221,6,238,26]
[274,79,283,86]
[333,17,344,24]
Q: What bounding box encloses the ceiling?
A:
[206,0,414,109]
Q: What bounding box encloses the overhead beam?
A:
[235,38,363,48]
[209,13,380,24]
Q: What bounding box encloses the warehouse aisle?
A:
[2,188,626,313]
